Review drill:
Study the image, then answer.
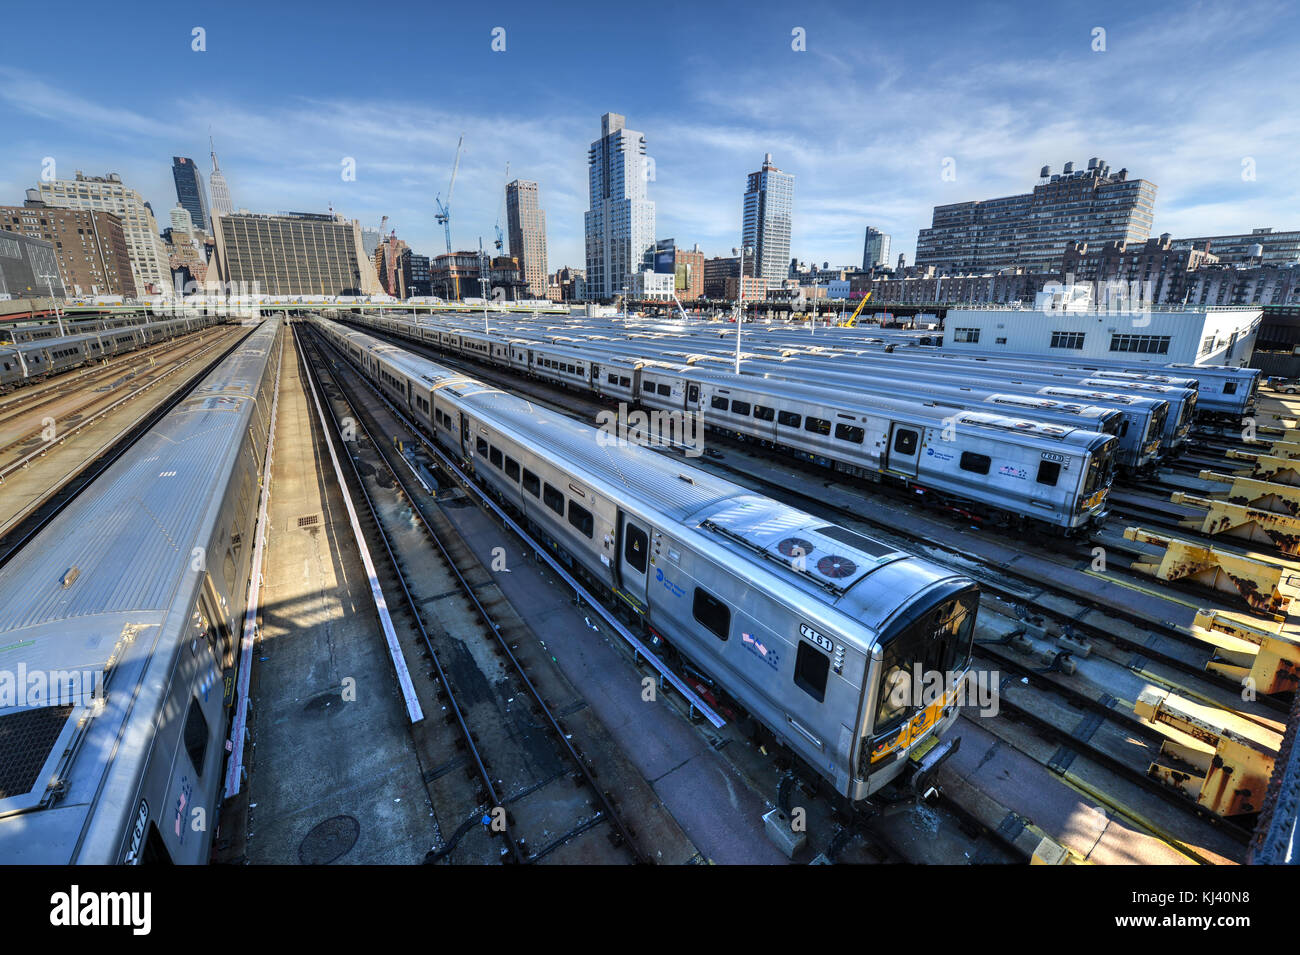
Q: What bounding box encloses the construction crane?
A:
[845,289,873,326]
[494,161,509,254]
[435,135,464,299]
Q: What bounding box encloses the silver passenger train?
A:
[658,321,1258,422]
[540,326,1198,457]
[357,313,1172,470]
[309,315,980,806]
[476,331,1151,474]
[0,319,279,863]
[0,316,219,393]
[345,312,1118,532]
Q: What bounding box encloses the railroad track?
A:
[0,326,254,569]
[296,324,648,865]
[0,331,215,428]
[0,330,233,473]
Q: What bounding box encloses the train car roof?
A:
[0,319,278,827]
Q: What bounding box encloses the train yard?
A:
[0,308,1296,868]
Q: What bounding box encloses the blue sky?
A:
[1,0,1296,271]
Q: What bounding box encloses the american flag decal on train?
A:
[742,632,780,670]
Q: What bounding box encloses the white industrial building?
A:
[629,269,674,300]
[943,289,1261,366]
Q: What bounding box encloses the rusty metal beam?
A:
[1198,471,1300,517]
[1122,526,1292,616]
[1225,450,1300,486]
[1171,491,1300,554]
[1134,689,1278,817]
[1190,610,1300,696]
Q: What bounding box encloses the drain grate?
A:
[297,514,320,528]
[298,814,360,865]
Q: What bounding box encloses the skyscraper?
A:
[741,153,794,289]
[862,227,891,270]
[208,137,234,218]
[506,179,549,298]
[584,112,656,300]
[172,156,210,233]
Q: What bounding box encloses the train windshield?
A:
[872,585,978,737]
[1148,403,1168,444]
[1084,438,1115,494]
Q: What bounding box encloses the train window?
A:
[476,436,488,456]
[644,380,656,393]
[620,377,631,388]
[543,483,565,515]
[754,405,775,421]
[687,384,699,402]
[711,396,729,411]
[835,423,865,444]
[804,416,831,435]
[730,400,750,416]
[1224,382,1238,395]
[657,383,671,397]
[624,524,648,573]
[778,410,801,428]
[523,470,540,497]
[1119,419,1129,437]
[183,697,209,776]
[893,429,919,454]
[607,373,618,385]
[959,451,991,474]
[568,501,594,538]
[505,457,520,481]
[692,588,730,641]
[489,446,503,470]
[794,641,830,703]
[1036,461,1061,486]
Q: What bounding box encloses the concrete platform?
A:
[232,341,437,864]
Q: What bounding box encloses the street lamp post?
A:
[41,273,65,336]
[478,239,491,333]
[731,244,752,374]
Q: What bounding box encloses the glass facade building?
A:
[584,113,656,300]
[741,154,794,289]
[171,156,210,233]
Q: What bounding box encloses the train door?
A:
[886,423,921,477]
[618,513,650,612]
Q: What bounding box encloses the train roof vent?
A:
[957,410,1071,438]
[700,498,903,595]
[0,705,74,809]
